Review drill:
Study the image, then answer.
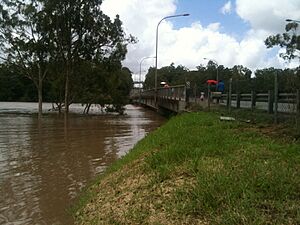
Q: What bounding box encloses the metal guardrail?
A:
[220,90,300,114]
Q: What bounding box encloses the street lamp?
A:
[140,56,156,88]
[139,56,155,103]
[155,13,190,104]
[203,57,219,81]
[286,19,300,23]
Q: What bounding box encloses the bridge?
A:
[131,85,187,113]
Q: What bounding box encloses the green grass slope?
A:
[75,112,300,225]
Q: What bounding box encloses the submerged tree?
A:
[43,0,135,114]
[0,0,135,116]
[109,67,133,114]
[0,0,53,118]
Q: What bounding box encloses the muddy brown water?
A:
[0,103,166,225]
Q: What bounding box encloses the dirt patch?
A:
[260,125,300,141]
[235,123,299,143]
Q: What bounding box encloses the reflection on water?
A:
[0,103,165,225]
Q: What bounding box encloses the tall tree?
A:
[104,66,133,114]
[0,0,52,118]
[73,60,111,114]
[43,0,135,114]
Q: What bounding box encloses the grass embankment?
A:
[74,112,300,225]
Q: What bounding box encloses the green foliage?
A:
[265,22,300,61]
[0,64,37,101]
[0,0,54,116]
[253,67,300,93]
[0,0,52,79]
[42,0,135,112]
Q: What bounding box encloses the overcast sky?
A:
[101,0,300,81]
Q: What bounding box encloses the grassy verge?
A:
[74,112,300,225]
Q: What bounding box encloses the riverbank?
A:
[74,112,300,225]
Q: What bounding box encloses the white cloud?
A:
[102,0,177,76]
[101,0,300,81]
[221,1,232,15]
[236,0,300,33]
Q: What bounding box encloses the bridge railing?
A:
[157,85,186,101]
[140,89,155,98]
[141,85,186,101]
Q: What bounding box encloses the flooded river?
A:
[0,102,166,225]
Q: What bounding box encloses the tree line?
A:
[0,0,135,116]
[0,62,133,113]
[143,62,299,95]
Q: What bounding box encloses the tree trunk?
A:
[86,103,91,114]
[38,72,43,119]
[64,67,69,114]
[58,103,62,114]
[83,103,92,114]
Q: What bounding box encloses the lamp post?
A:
[139,56,155,103]
[286,19,300,23]
[140,56,156,87]
[203,57,219,81]
[155,13,190,105]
